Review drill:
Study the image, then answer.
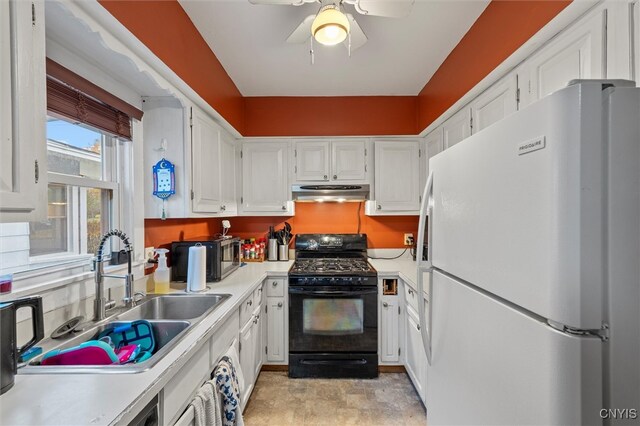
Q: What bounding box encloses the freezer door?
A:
[429,82,628,329]
[426,271,602,426]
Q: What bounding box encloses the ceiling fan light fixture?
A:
[311,5,350,46]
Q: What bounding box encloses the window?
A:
[27,118,118,261]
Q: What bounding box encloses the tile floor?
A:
[243,371,427,425]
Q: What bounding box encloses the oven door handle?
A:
[288,288,377,296]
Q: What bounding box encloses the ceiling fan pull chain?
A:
[310,36,315,65]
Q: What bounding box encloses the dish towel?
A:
[214,356,244,426]
[223,344,245,396]
[189,381,223,426]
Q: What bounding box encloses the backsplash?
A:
[145,202,419,260]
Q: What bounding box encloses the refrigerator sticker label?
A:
[518,137,546,155]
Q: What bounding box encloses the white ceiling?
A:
[179,0,490,97]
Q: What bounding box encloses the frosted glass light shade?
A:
[311,6,350,46]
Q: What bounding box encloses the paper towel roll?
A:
[187,244,207,292]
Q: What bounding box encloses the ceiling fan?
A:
[248,0,414,62]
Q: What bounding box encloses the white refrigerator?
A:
[416,80,640,425]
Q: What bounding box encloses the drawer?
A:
[254,284,264,307]
[240,293,256,326]
[266,277,285,297]
[404,282,419,314]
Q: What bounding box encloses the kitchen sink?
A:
[19,293,231,374]
[117,294,230,321]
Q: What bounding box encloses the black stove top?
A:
[289,258,376,276]
[289,234,377,286]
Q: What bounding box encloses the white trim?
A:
[47,172,119,191]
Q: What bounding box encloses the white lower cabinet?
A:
[380,296,402,364]
[405,307,427,404]
[265,276,287,364]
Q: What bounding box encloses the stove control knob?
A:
[329,277,337,284]
[301,278,308,284]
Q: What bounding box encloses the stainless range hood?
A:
[292,184,370,202]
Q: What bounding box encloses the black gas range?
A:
[288,234,378,379]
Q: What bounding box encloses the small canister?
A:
[278,244,288,261]
[268,239,278,261]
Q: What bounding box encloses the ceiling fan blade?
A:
[286,15,315,44]
[347,0,414,18]
[344,14,367,52]
[249,0,314,5]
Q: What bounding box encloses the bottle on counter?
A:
[154,248,170,294]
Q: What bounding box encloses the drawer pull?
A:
[277,302,283,308]
[382,302,388,308]
[272,281,278,287]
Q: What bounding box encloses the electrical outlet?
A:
[144,246,155,261]
[404,233,414,246]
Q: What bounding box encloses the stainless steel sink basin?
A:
[117,294,230,321]
[19,293,231,374]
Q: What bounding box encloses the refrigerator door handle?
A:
[417,171,434,364]
[416,171,433,269]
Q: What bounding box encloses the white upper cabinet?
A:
[241,141,292,214]
[295,140,330,181]
[442,107,471,149]
[293,139,368,183]
[370,140,420,213]
[0,0,47,222]
[191,107,222,213]
[331,140,367,181]
[422,128,444,198]
[519,7,605,106]
[220,131,237,215]
[470,74,518,134]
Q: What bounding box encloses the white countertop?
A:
[0,258,417,425]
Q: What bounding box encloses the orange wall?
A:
[99,1,570,136]
[416,0,571,131]
[145,203,418,257]
[244,96,417,136]
[98,0,245,133]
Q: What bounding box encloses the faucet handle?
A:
[132,292,146,306]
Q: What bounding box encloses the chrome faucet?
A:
[93,229,135,321]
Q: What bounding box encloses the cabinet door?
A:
[373,141,420,212]
[442,107,471,149]
[252,309,263,380]
[421,129,443,202]
[0,0,46,221]
[380,297,400,363]
[295,140,330,181]
[239,317,255,403]
[191,108,221,213]
[331,140,366,181]
[470,74,518,134]
[220,131,236,215]
[523,8,604,104]
[241,142,289,212]
[266,297,286,363]
[405,311,426,401]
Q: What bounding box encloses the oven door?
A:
[289,286,378,353]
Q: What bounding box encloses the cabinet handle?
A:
[377,204,382,210]
[382,302,388,308]
[277,302,283,308]
[282,205,286,210]
[272,281,278,287]
[248,300,253,306]
[323,175,328,180]
[333,175,337,180]
[417,324,421,331]
[408,289,414,295]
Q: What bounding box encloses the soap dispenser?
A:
[153,249,170,294]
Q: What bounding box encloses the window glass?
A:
[46,118,104,180]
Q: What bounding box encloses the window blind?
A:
[46,59,143,140]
